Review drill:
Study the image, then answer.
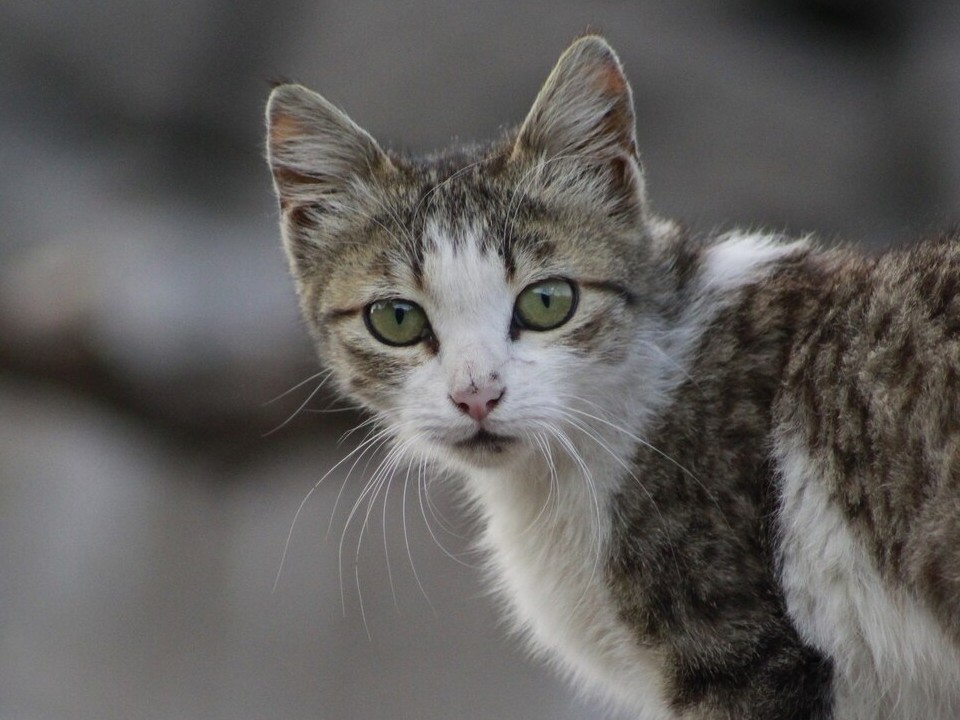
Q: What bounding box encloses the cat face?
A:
[267,36,659,470]
[319,201,646,469]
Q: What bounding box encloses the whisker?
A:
[636,338,701,390]
[355,564,371,642]
[326,426,398,541]
[347,440,410,547]
[520,431,559,536]
[403,454,438,617]
[302,406,363,415]
[423,489,466,541]
[421,468,470,542]
[551,391,703,487]
[262,378,330,437]
[567,405,698,480]
[261,369,332,406]
[535,422,605,615]
[558,403,730,535]
[272,420,389,594]
[382,453,401,612]
[342,437,413,629]
[538,430,563,530]
[551,406,688,576]
[326,424,423,617]
[417,459,477,569]
[338,414,381,445]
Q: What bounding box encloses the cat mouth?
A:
[453,429,517,453]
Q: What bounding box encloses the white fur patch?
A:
[776,431,960,719]
[701,232,807,293]
[473,445,673,720]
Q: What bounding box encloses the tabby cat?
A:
[265,35,960,719]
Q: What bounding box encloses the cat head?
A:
[266,36,668,471]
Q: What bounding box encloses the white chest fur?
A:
[465,447,674,720]
[775,432,960,720]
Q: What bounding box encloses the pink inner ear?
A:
[269,110,304,146]
[594,57,628,98]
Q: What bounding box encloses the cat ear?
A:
[266,83,393,208]
[512,36,645,221]
[265,84,394,272]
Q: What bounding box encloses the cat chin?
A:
[443,430,525,469]
[454,428,515,450]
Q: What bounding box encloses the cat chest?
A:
[477,473,674,718]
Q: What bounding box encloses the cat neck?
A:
[467,423,631,536]
[457,401,675,715]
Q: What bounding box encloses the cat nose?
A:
[450,384,504,422]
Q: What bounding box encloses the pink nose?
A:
[450,384,504,422]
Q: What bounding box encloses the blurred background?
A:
[2,1,959,719]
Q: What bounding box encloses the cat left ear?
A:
[512,36,645,222]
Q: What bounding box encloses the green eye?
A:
[514,278,577,331]
[365,299,429,346]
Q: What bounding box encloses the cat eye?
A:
[513,278,577,331]
[365,299,430,346]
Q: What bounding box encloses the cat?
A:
[265,35,960,720]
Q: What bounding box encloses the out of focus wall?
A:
[2,2,959,719]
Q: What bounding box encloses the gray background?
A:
[2,2,959,719]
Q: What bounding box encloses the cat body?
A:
[266,36,960,719]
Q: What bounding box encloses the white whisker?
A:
[341,437,413,630]
[382,454,400,611]
[262,369,332,406]
[422,474,470,542]
[273,419,387,594]
[637,338,701,390]
[558,403,733,539]
[326,425,398,540]
[417,457,477,569]
[302,405,363,415]
[262,378,329,437]
[534,422,605,615]
[521,431,559,536]
[403,453,437,617]
[355,564,371,642]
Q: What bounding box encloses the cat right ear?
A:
[265,85,393,269]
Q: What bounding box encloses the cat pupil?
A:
[540,292,551,308]
[394,307,405,325]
